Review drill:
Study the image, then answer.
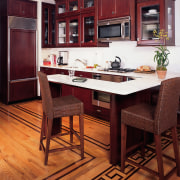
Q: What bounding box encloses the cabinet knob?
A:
[112,11,115,14]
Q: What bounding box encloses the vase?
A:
[156,70,167,79]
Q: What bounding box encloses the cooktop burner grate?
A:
[107,68,136,73]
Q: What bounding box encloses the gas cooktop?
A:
[106,68,136,73]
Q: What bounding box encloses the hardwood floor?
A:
[0,100,179,180]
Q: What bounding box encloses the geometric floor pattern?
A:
[0,100,179,180]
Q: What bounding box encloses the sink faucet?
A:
[75,59,88,66]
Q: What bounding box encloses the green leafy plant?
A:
[153,29,170,71]
[154,45,170,70]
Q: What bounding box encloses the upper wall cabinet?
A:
[98,0,130,20]
[56,0,95,16]
[137,0,175,46]
[55,0,108,47]
[8,0,37,18]
[42,3,56,48]
[98,0,136,41]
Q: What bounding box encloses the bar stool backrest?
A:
[154,77,180,134]
[38,71,54,120]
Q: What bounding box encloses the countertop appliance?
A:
[111,56,121,69]
[98,16,131,42]
[57,51,69,65]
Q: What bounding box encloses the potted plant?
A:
[153,29,170,79]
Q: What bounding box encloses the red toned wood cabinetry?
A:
[98,0,130,20]
[8,0,37,18]
[75,70,92,78]
[55,0,108,47]
[136,0,175,46]
[0,0,37,104]
[40,67,57,75]
[98,0,136,41]
[42,3,56,48]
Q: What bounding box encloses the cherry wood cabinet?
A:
[75,70,92,78]
[98,0,130,20]
[8,0,37,18]
[55,0,108,47]
[98,0,136,41]
[56,15,81,47]
[136,0,175,46]
[42,3,56,48]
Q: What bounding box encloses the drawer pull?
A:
[96,109,101,113]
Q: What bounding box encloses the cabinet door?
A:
[56,0,67,16]
[98,0,130,20]
[68,0,80,12]
[61,84,73,96]
[68,15,81,46]
[42,3,56,48]
[136,0,175,46]
[98,0,115,20]
[8,0,37,18]
[115,0,130,18]
[81,12,97,46]
[137,0,161,46]
[73,87,93,114]
[81,0,95,9]
[10,29,36,80]
[56,19,68,46]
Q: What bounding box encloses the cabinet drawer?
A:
[91,106,110,121]
[9,79,37,102]
[75,71,92,78]
[56,69,68,75]
[40,67,56,75]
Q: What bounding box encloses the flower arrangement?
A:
[153,29,170,71]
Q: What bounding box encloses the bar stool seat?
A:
[38,71,84,165]
[121,77,180,180]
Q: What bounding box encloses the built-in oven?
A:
[92,74,111,109]
[92,73,134,109]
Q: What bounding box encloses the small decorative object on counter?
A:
[153,29,170,79]
[43,58,51,66]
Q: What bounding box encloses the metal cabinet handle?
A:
[96,109,101,113]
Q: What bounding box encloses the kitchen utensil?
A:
[111,56,121,69]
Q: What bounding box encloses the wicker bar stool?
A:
[38,71,84,165]
[121,77,180,180]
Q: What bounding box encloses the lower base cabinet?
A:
[40,67,112,121]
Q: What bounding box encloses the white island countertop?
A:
[47,71,180,95]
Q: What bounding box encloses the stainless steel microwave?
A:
[98,16,131,42]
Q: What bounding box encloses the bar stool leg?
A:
[171,126,180,176]
[154,134,164,180]
[79,114,84,159]
[70,116,73,143]
[44,118,53,165]
[121,123,127,172]
[39,113,46,150]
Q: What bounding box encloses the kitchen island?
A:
[47,70,180,165]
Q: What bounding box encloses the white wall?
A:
[40,0,180,73]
